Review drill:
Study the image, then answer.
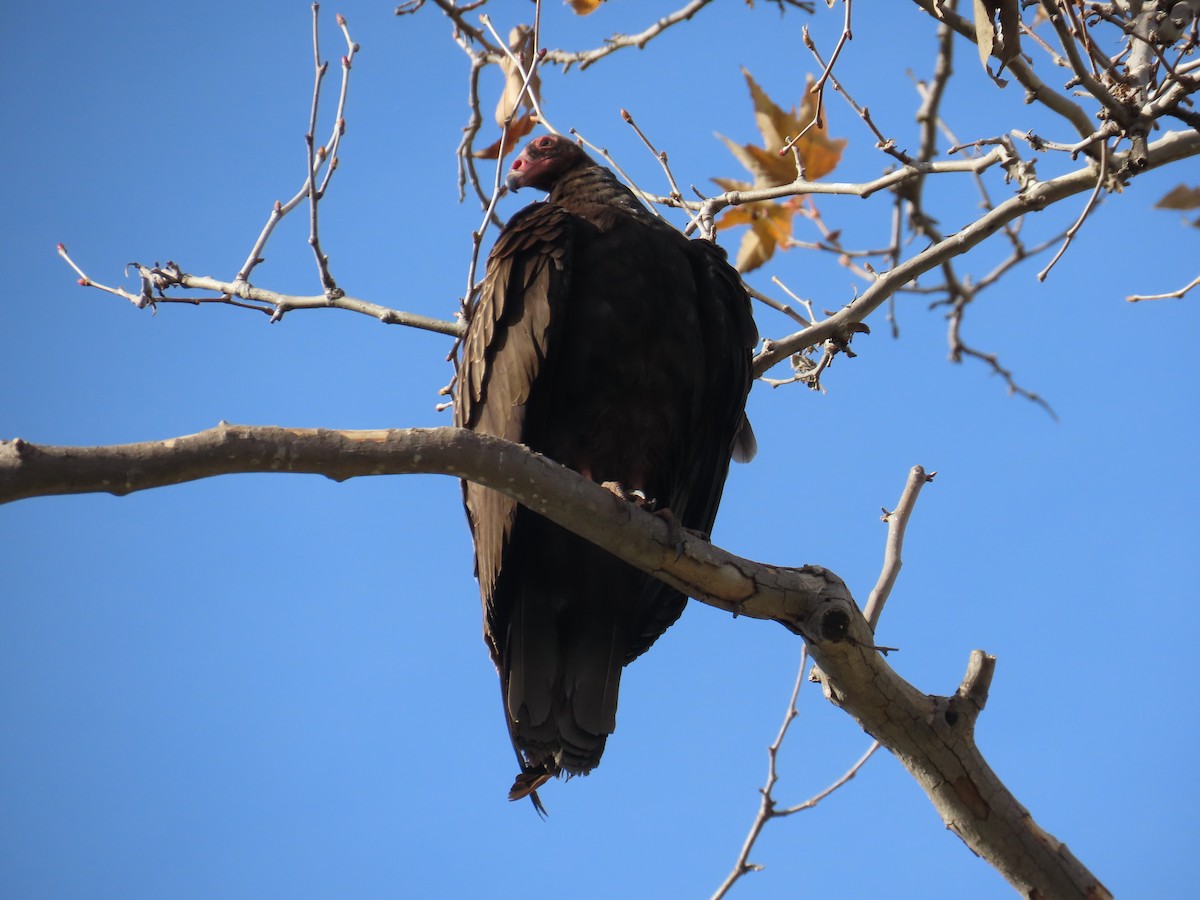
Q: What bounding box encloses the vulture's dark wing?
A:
[675,238,758,533]
[454,201,573,667]
[615,235,757,669]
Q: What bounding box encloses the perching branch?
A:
[0,424,1110,898]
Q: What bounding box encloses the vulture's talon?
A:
[653,507,688,560]
[601,480,647,505]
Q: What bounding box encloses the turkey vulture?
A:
[454,134,756,809]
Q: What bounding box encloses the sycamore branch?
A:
[752,127,1200,377]
[1,423,1108,898]
[57,249,464,338]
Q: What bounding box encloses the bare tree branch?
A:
[56,248,464,337]
[541,0,723,72]
[909,0,1097,139]
[752,127,1200,376]
[716,461,937,895]
[863,465,935,630]
[713,643,882,899]
[1127,273,1200,302]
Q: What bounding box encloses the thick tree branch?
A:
[0,424,1110,898]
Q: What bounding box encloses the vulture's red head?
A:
[505,135,589,193]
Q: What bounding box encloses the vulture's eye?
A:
[538,137,555,149]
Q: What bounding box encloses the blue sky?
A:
[2,2,1197,898]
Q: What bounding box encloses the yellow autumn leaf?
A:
[712,71,844,272]
[715,135,797,187]
[713,177,799,273]
[727,69,846,184]
[567,0,606,14]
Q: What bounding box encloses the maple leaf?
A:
[713,177,800,273]
[712,70,845,272]
[475,25,541,160]
[716,69,846,185]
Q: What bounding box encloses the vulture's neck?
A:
[549,164,658,230]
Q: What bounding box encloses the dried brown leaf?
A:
[726,70,846,185]
[496,25,541,126]
[715,134,797,187]
[711,71,844,272]
[715,195,799,273]
[478,25,542,160]
[1155,184,1200,211]
[972,0,1022,72]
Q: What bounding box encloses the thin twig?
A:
[234,7,357,286]
[780,2,854,158]
[712,643,880,899]
[863,465,935,630]
[620,109,703,234]
[947,304,1059,419]
[542,0,723,71]
[1037,139,1109,281]
[305,4,339,297]
[655,147,1010,227]
[711,650,809,900]
[753,279,811,327]
[480,13,557,136]
[1127,274,1200,302]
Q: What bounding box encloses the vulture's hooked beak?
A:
[505,152,530,193]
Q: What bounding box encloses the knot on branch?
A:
[939,649,997,734]
[780,563,857,643]
[819,606,850,642]
[830,320,870,358]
